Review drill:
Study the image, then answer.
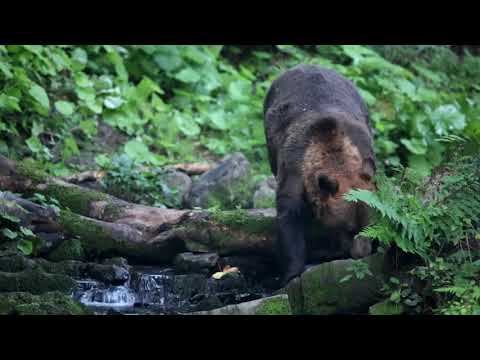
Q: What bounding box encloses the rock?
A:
[0,269,76,294]
[158,169,192,208]
[0,255,129,286]
[0,291,91,315]
[286,252,390,315]
[369,300,405,315]
[47,238,85,262]
[186,153,254,209]
[102,257,131,270]
[85,264,130,285]
[253,176,277,209]
[174,252,219,274]
[190,294,290,315]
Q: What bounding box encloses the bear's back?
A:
[264,64,369,127]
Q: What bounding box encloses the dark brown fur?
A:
[263,64,376,285]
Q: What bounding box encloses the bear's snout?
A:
[317,174,339,200]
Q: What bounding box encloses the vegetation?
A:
[1,45,480,314]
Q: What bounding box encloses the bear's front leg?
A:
[277,195,310,286]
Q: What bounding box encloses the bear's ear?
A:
[311,116,339,142]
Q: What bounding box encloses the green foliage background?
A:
[1,44,480,314]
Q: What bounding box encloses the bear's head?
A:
[301,110,376,258]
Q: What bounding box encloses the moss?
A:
[255,296,292,315]
[369,300,405,315]
[16,159,48,184]
[47,238,85,262]
[202,176,255,210]
[253,196,276,209]
[290,254,387,315]
[0,291,91,315]
[0,255,35,272]
[0,269,76,294]
[45,185,108,216]
[58,210,114,256]
[210,209,274,235]
[59,209,179,264]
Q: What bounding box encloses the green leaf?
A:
[340,275,353,283]
[62,136,80,160]
[2,228,18,240]
[400,138,428,155]
[95,154,111,168]
[26,137,44,154]
[54,100,75,116]
[174,67,201,83]
[0,94,21,112]
[174,112,200,137]
[0,213,20,223]
[17,239,33,256]
[28,83,50,111]
[124,140,154,164]
[20,227,35,237]
[79,120,98,137]
[104,96,124,109]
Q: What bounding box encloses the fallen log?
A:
[0,155,354,265]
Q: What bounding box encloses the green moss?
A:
[202,177,255,210]
[58,210,114,256]
[290,254,387,315]
[255,296,292,315]
[16,159,48,184]
[45,185,108,216]
[47,238,85,262]
[253,196,276,209]
[210,209,274,235]
[0,291,91,315]
[0,269,76,294]
[369,300,405,315]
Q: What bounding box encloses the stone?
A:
[252,176,277,209]
[369,300,405,315]
[0,291,91,315]
[190,294,290,315]
[174,252,219,274]
[158,169,192,208]
[186,152,254,210]
[286,252,390,315]
[0,269,76,295]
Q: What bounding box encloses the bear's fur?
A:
[263,64,376,285]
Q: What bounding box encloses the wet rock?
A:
[158,169,192,208]
[0,291,91,315]
[286,252,390,315]
[186,152,254,209]
[369,300,405,315]
[0,269,76,294]
[190,294,290,315]
[174,252,219,274]
[86,264,130,285]
[47,238,85,262]
[252,176,277,209]
[102,257,131,271]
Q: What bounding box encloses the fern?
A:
[344,154,480,260]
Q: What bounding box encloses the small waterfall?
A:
[78,285,136,309]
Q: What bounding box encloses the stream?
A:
[72,266,274,315]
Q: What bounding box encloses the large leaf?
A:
[28,83,50,111]
[54,100,74,116]
[174,67,200,83]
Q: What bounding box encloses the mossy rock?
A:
[369,300,405,315]
[287,253,389,315]
[255,295,292,315]
[0,269,76,294]
[0,291,91,315]
[186,153,255,210]
[47,238,85,262]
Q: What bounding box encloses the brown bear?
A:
[263,64,376,285]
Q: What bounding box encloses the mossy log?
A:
[0,155,350,265]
